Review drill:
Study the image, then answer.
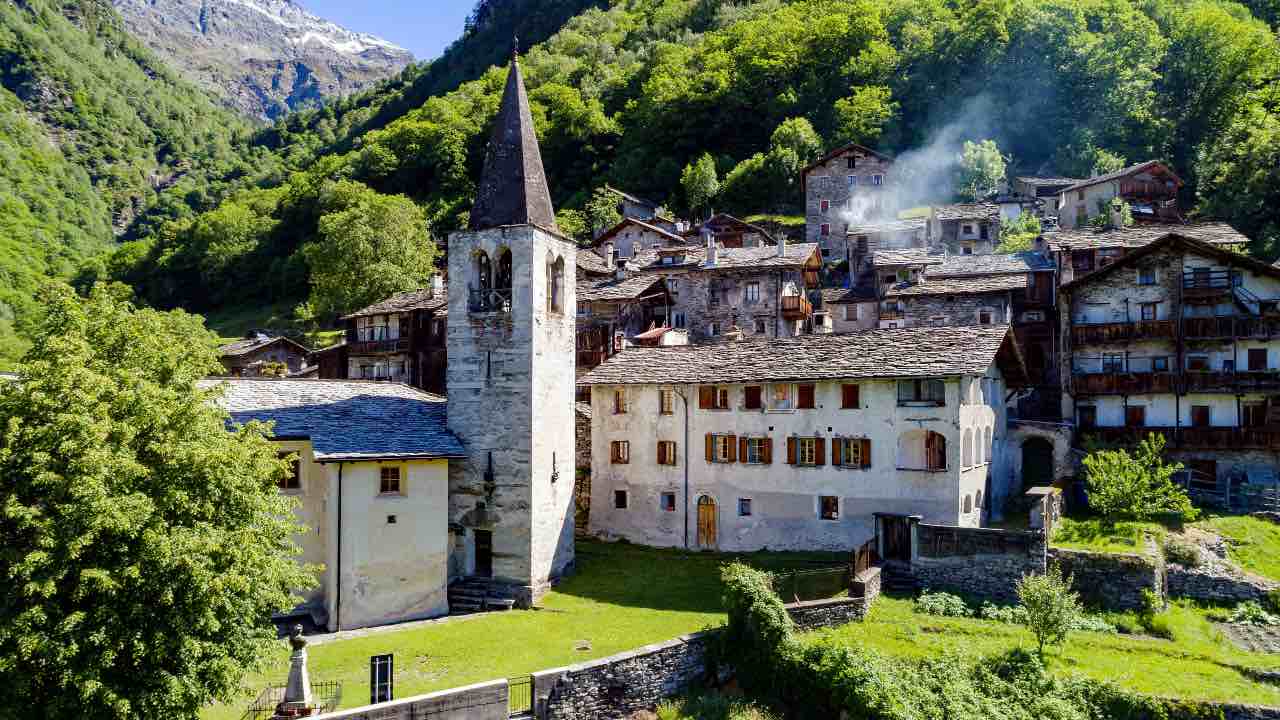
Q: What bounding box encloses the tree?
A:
[583,186,622,238]
[1089,197,1134,229]
[301,180,438,319]
[832,85,897,146]
[0,283,314,719]
[769,117,823,165]
[681,153,720,220]
[555,208,589,245]
[1018,565,1082,658]
[1091,150,1127,176]
[1082,433,1195,525]
[956,139,1006,202]
[995,212,1041,253]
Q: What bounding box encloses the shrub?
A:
[1229,601,1280,626]
[1018,566,1083,657]
[1082,433,1196,525]
[980,602,1027,624]
[1267,589,1280,616]
[1162,538,1202,567]
[915,590,972,617]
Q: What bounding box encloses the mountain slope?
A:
[112,0,414,120]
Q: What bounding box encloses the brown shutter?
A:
[814,437,826,466]
[798,384,815,409]
[610,442,618,463]
[727,435,738,462]
[831,437,842,466]
[786,437,797,465]
[861,438,872,468]
[763,438,773,464]
[699,386,713,409]
[705,433,715,463]
[738,436,749,463]
[842,384,859,409]
[657,441,665,465]
[744,386,762,410]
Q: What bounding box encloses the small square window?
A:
[820,223,831,237]
[978,310,993,325]
[738,498,753,517]
[1140,303,1157,322]
[387,515,397,524]
[657,440,677,466]
[611,441,631,464]
[709,322,721,337]
[1138,267,1156,285]
[1152,356,1169,372]
[379,466,402,495]
[820,496,839,520]
[745,282,761,304]
[754,318,767,334]
[660,492,676,512]
[797,437,817,465]
[614,490,628,509]
[820,200,830,213]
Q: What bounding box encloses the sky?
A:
[302,1,475,60]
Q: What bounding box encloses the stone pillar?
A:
[274,625,313,718]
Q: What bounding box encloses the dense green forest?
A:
[3,0,1280,362]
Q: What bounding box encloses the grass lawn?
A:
[202,541,843,719]
[743,214,805,228]
[1050,516,1168,554]
[1194,513,1280,582]
[204,301,303,346]
[810,595,1280,706]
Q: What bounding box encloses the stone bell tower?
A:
[445,48,576,605]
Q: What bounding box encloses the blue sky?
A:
[303,1,475,60]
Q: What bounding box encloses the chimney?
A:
[432,274,444,297]
[777,237,786,258]
[1109,201,1125,230]
[273,625,313,719]
[703,228,717,267]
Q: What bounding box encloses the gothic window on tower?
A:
[548,255,565,314]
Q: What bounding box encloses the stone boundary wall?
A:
[1168,564,1277,605]
[1048,543,1165,612]
[313,679,508,720]
[910,524,1047,604]
[1163,700,1280,720]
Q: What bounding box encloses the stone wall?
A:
[788,594,875,631]
[900,292,1011,329]
[1048,543,1165,611]
[1163,701,1280,720]
[910,524,1047,604]
[1166,533,1277,604]
[314,679,508,720]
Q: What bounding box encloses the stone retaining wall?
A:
[314,679,508,720]
[1048,544,1164,611]
[1167,564,1276,605]
[788,595,874,631]
[1164,700,1280,720]
[910,524,1047,604]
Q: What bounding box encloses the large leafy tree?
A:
[681,153,720,220]
[0,283,314,719]
[956,139,1006,202]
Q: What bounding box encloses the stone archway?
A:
[1021,437,1054,489]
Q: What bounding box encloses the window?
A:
[745,282,761,304]
[820,223,831,237]
[657,440,677,466]
[980,224,990,241]
[882,274,897,286]
[834,437,871,469]
[820,200,830,213]
[1138,267,1156,285]
[847,175,858,187]
[1187,355,1210,372]
[744,385,763,410]
[871,174,883,186]
[787,437,825,466]
[613,389,627,414]
[1102,354,1124,372]
[1072,251,1093,272]
[672,311,686,329]
[707,434,737,463]
[660,389,675,415]
[769,384,793,410]
[699,385,730,410]
[548,256,565,313]
[925,432,946,471]
[754,318,767,334]
[1250,348,1268,372]
[1244,402,1267,427]
[1191,405,1211,428]
[817,175,831,189]
[738,498,754,517]
[744,437,771,464]
[978,309,993,325]
[1224,358,1235,373]
[708,283,720,307]
[610,440,631,464]
[820,496,840,520]
[660,492,676,512]
[797,383,816,409]
[841,384,860,409]
[1140,303,1157,322]
[847,156,857,169]
[962,224,974,235]
[379,466,402,495]
[708,322,721,337]
[1125,405,1146,427]
[961,243,974,255]
[1153,356,1169,372]
[844,304,857,321]
[897,379,945,406]
[277,452,301,491]
[614,490,628,509]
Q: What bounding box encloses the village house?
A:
[603,185,676,229]
[579,325,1026,552]
[844,218,928,285]
[1013,176,1083,220]
[593,216,686,262]
[211,378,466,631]
[218,332,311,377]
[820,286,879,334]
[1042,221,1250,285]
[927,203,1003,255]
[1056,161,1183,229]
[803,143,895,262]
[689,213,776,248]
[1059,233,1280,501]
[575,270,672,372]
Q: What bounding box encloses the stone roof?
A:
[1044,222,1248,251]
[579,325,1016,386]
[802,142,893,177]
[577,248,612,276]
[1061,233,1280,291]
[1061,160,1183,195]
[933,202,1001,223]
[342,287,447,320]
[468,56,558,232]
[206,378,465,462]
[822,286,876,304]
[219,335,310,358]
[1015,176,1083,187]
[929,252,1054,278]
[578,274,668,304]
[847,218,926,236]
[634,243,819,273]
[596,217,685,246]
[604,185,660,210]
[872,248,943,267]
[575,401,592,419]
[885,274,1027,297]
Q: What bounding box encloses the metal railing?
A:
[1085,426,1280,450]
[508,675,533,716]
[242,681,342,720]
[469,288,513,313]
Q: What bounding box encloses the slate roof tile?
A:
[885,274,1027,297]
[1044,222,1247,251]
[342,288,448,320]
[929,252,1054,277]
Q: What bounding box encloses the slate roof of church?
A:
[206,378,466,462]
[342,287,448,320]
[468,54,558,232]
[929,252,1054,278]
[579,325,1019,385]
[884,274,1027,297]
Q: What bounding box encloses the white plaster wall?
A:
[1058,183,1118,229]
[276,440,327,607]
[1082,393,1242,427]
[1184,253,1280,299]
[588,375,1003,552]
[324,459,450,630]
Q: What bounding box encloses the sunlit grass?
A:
[1195,513,1280,582]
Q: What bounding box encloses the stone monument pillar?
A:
[273,625,313,718]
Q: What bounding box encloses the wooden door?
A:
[474,530,493,578]
[881,516,912,563]
[1125,405,1146,428]
[696,496,718,549]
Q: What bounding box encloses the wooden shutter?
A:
[739,436,749,463]
[699,386,714,409]
[832,438,844,466]
[786,437,797,465]
[842,384,859,409]
[657,441,666,465]
[705,433,715,462]
[762,438,773,464]
[814,437,826,466]
[610,442,618,463]
[727,435,738,462]
[798,384,815,409]
[860,438,872,468]
[744,386,762,410]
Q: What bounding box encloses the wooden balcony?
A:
[350,338,410,355]
[1073,372,1177,395]
[1182,269,1237,300]
[781,295,813,320]
[1184,315,1280,340]
[1071,320,1175,345]
[1086,426,1280,450]
[577,350,609,369]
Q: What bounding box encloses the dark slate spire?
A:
[468,50,558,232]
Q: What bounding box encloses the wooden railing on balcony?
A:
[1071,320,1175,345]
[1073,372,1177,395]
[880,310,905,321]
[781,295,813,319]
[1182,269,1238,298]
[1183,370,1280,393]
[1184,315,1280,340]
[350,338,410,354]
[1086,426,1280,450]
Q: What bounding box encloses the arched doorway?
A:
[696,496,718,549]
[1021,437,1054,488]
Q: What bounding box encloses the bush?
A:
[1266,589,1280,616]
[915,590,972,617]
[1018,565,1083,657]
[1162,538,1202,567]
[980,602,1027,624]
[1229,601,1280,626]
[1082,433,1196,525]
